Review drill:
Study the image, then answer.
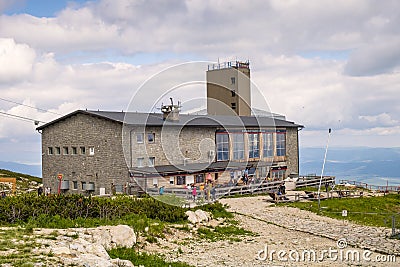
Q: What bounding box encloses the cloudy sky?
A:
[0,0,399,166]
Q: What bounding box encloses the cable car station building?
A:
[37,61,303,195]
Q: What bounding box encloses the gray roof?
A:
[129,160,283,175]
[37,109,303,130]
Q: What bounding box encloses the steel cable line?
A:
[0,97,62,115]
[0,111,47,124]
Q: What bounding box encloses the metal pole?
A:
[318,128,332,212]
[392,215,396,236]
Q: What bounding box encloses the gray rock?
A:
[186,210,199,224]
[110,258,135,267]
[51,246,72,256]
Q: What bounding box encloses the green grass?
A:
[0,227,60,266]
[197,223,256,242]
[281,193,400,228]
[196,202,234,219]
[108,247,194,267]
[153,194,187,207]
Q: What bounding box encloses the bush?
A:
[0,193,187,225]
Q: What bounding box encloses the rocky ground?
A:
[1,194,399,266]
[146,195,400,267]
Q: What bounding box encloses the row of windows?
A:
[216,132,286,161]
[48,146,95,156]
[61,180,95,191]
[167,174,205,186]
[137,157,155,167]
[136,133,155,144]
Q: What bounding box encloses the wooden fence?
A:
[146,176,336,199]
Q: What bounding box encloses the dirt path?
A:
[149,196,399,266]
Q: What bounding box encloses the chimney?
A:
[161,98,181,122]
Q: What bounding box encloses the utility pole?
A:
[318,128,332,212]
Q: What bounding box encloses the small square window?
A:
[231,77,236,84]
[81,182,86,190]
[231,102,236,110]
[63,147,69,155]
[73,181,78,190]
[231,90,236,97]
[89,146,95,156]
[48,147,53,155]
[148,157,155,167]
[137,157,144,167]
[80,146,86,155]
[147,133,155,143]
[137,133,144,143]
[55,147,61,155]
[72,147,77,155]
[169,177,174,185]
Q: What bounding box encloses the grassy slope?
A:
[0,169,42,183]
[282,194,400,228]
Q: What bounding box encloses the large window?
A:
[136,133,144,143]
[176,175,186,185]
[263,132,274,158]
[137,157,144,167]
[216,133,229,161]
[195,174,205,183]
[148,157,155,167]
[232,133,245,160]
[147,133,155,143]
[248,133,260,159]
[272,169,286,180]
[276,131,286,156]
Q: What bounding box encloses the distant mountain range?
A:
[1,147,399,186]
[0,161,42,177]
[300,147,400,186]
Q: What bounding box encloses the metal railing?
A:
[339,180,400,192]
[295,176,335,188]
[147,180,283,199]
[207,60,250,71]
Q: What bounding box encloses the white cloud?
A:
[359,113,398,127]
[344,40,400,76]
[1,0,400,164]
[0,0,398,57]
[0,38,36,83]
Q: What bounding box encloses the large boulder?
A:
[185,210,198,224]
[92,225,136,250]
[45,225,136,267]
[185,210,211,224]
[195,209,211,222]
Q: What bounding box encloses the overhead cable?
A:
[0,97,62,115]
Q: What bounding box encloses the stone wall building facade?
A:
[37,61,303,196]
[38,110,302,195]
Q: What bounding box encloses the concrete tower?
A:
[206,61,251,116]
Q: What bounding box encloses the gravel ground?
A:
[147,195,399,267]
